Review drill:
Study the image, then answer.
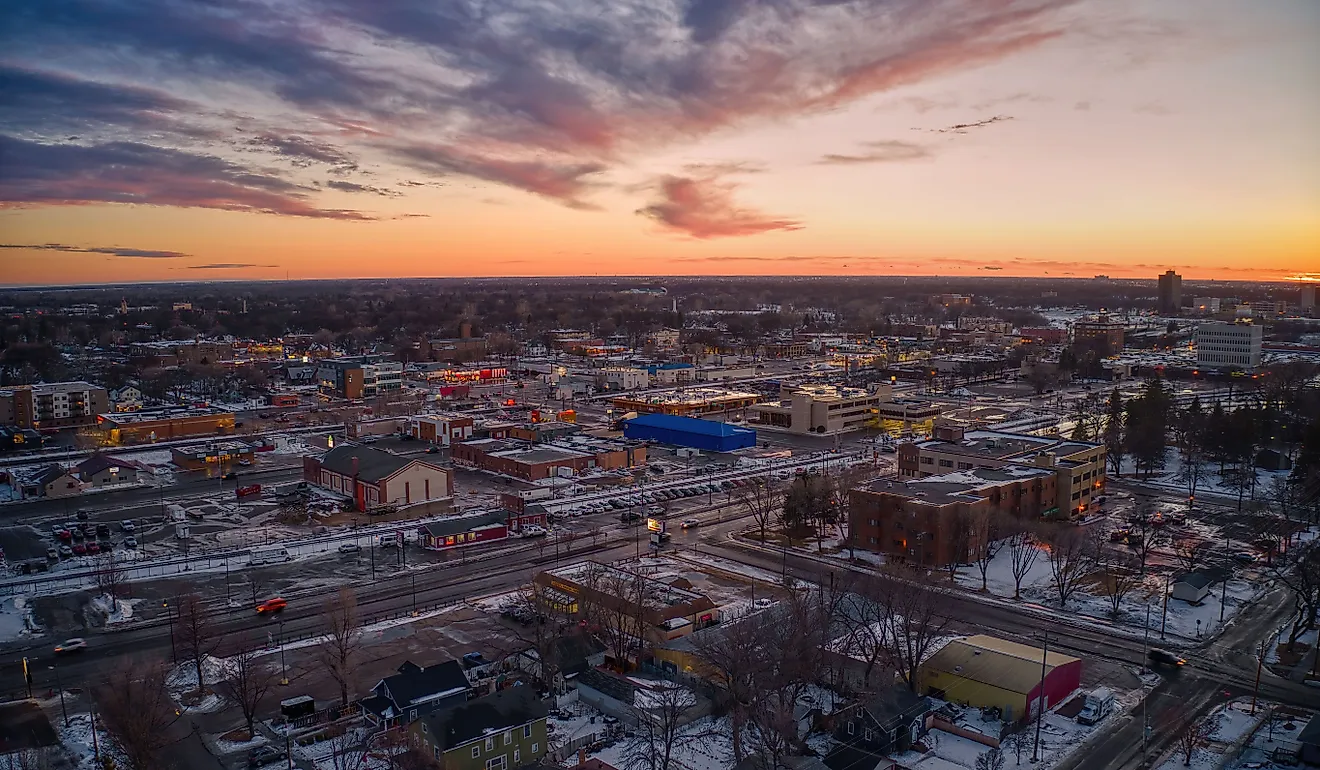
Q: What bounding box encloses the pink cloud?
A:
[637,174,801,239]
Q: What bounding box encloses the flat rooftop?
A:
[547,561,710,609]
[916,429,1099,460]
[99,406,233,424]
[862,465,1054,505]
[613,388,760,406]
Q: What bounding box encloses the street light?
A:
[49,665,68,727]
[279,619,288,686]
[163,599,176,662]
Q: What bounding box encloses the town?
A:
[0,274,1316,770]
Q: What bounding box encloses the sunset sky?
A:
[2,0,1318,285]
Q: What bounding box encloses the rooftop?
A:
[98,406,234,424]
[625,413,756,437]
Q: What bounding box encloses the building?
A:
[1302,285,1317,317]
[1195,322,1263,369]
[533,562,717,648]
[75,454,144,487]
[1157,270,1182,314]
[453,436,645,481]
[23,464,82,499]
[304,444,453,510]
[931,294,973,309]
[622,414,757,453]
[95,407,235,445]
[849,468,1057,566]
[128,339,235,367]
[873,399,941,435]
[170,440,257,474]
[410,415,475,446]
[2,382,109,430]
[1073,317,1125,356]
[1298,713,1320,766]
[918,635,1082,723]
[749,383,890,435]
[1170,572,1217,604]
[316,356,404,400]
[1192,297,1221,314]
[418,511,510,550]
[1019,328,1068,345]
[109,386,143,412]
[611,388,762,418]
[600,368,649,391]
[647,328,682,351]
[408,686,548,770]
[826,687,932,769]
[361,659,470,728]
[897,425,1105,519]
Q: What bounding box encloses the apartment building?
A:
[1073,317,1125,356]
[317,357,404,400]
[849,467,1056,566]
[1195,322,1262,369]
[749,383,891,435]
[897,425,1105,519]
[1,382,109,430]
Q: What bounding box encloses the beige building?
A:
[750,383,891,435]
[897,425,1106,519]
[3,382,109,430]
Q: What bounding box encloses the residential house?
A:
[1170,572,1216,605]
[109,386,143,412]
[828,688,932,767]
[361,660,470,728]
[24,465,81,499]
[75,454,144,487]
[512,633,607,694]
[409,686,549,770]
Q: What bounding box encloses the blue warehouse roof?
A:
[625,413,753,437]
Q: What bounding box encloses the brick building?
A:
[95,407,235,445]
[453,437,645,481]
[1,382,109,430]
[304,444,453,511]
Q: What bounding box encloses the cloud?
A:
[0,135,372,219]
[0,242,189,258]
[0,0,1081,211]
[325,180,401,197]
[926,115,1015,133]
[182,263,276,269]
[818,140,933,165]
[637,174,802,239]
[0,64,212,139]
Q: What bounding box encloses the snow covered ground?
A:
[0,595,41,642]
[1153,699,1274,770]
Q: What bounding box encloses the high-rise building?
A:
[1195,322,1262,369]
[1302,284,1317,316]
[1157,270,1182,314]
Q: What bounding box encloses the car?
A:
[120,520,135,533]
[337,542,361,554]
[96,523,111,537]
[55,528,71,542]
[1232,551,1260,564]
[123,537,138,549]
[54,638,87,655]
[71,543,87,556]
[620,511,642,523]
[222,472,238,480]
[1109,529,1130,543]
[75,510,90,521]
[98,540,113,551]
[521,526,547,538]
[426,446,441,454]
[1148,649,1186,667]
[85,541,101,555]
[46,547,59,560]
[1167,512,1188,525]
[256,598,288,615]
[248,745,288,768]
[58,545,73,558]
[680,519,700,529]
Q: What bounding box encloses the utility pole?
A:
[49,666,68,727]
[1160,575,1170,640]
[1251,639,1263,715]
[1032,632,1047,762]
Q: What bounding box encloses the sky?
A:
[1,0,1318,285]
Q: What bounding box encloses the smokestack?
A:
[578,748,587,767]
[460,322,472,339]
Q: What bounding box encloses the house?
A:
[1299,713,1320,767]
[408,686,549,770]
[1170,572,1216,604]
[361,660,470,728]
[304,444,453,511]
[918,635,1081,723]
[829,688,932,763]
[109,386,143,412]
[75,454,144,487]
[513,633,607,694]
[24,465,81,499]
[419,511,510,550]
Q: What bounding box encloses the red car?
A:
[86,542,102,555]
[256,598,288,615]
[71,543,87,556]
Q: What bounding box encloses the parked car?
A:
[337,542,361,554]
[71,543,87,556]
[46,547,59,560]
[120,520,135,533]
[248,746,288,768]
[55,529,71,542]
[85,542,101,555]
[520,526,547,538]
[256,597,288,615]
[1232,551,1260,564]
[58,545,73,558]
[54,638,87,655]
[96,523,111,537]
[123,537,138,549]
[98,540,113,551]
[1148,648,1185,667]
[620,511,642,523]
[680,519,700,529]
[75,510,90,521]
[426,446,441,454]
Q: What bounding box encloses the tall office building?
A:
[1302,284,1317,316]
[1196,322,1262,369]
[1157,270,1182,314]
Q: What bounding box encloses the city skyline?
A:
[2,0,1318,285]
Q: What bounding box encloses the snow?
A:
[56,711,121,770]
[591,714,737,770]
[894,729,993,770]
[1153,699,1272,770]
[88,594,139,624]
[214,732,269,754]
[0,595,40,641]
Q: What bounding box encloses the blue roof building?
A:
[623,413,757,453]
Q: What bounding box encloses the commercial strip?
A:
[94,406,236,445]
[749,383,891,435]
[610,387,762,417]
[897,425,1106,519]
[452,435,646,481]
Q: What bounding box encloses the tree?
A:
[96,659,181,770]
[1127,511,1167,575]
[1044,526,1098,608]
[1269,541,1320,652]
[1172,536,1211,574]
[1099,553,1141,617]
[1103,390,1126,476]
[976,748,1006,770]
[316,587,363,708]
[969,511,1005,592]
[877,567,955,691]
[222,639,278,738]
[175,592,219,693]
[739,479,781,544]
[1175,445,1210,507]
[93,551,127,614]
[504,589,573,695]
[622,681,703,770]
[1002,729,1029,766]
[1006,527,1042,600]
[1171,709,1219,767]
[578,563,649,671]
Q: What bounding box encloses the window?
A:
[504,731,512,746]
[920,457,933,465]
[472,746,481,759]
[515,750,521,763]
[531,743,539,755]
[485,738,494,751]
[486,756,507,770]
[410,709,417,722]
[848,722,856,736]
[523,725,532,739]
[938,459,953,468]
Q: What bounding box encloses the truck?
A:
[1076,687,1115,725]
[249,547,292,566]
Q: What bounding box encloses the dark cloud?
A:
[0,135,372,219]
[637,174,801,239]
[0,64,206,137]
[817,140,933,165]
[0,242,190,258]
[2,0,1080,210]
[325,180,401,197]
[926,115,1015,133]
[183,263,276,269]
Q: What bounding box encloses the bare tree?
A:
[96,658,181,770]
[1006,527,1042,600]
[1269,540,1320,652]
[876,567,954,691]
[221,639,278,738]
[1002,729,1029,766]
[942,509,974,583]
[1127,513,1167,575]
[976,747,1006,770]
[175,592,219,693]
[692,607,772,763]
[1098,553,1142,617]
[316,587,363,708]
[738,479,781,544]
[622,681,704,770]
[503,588,572,694]
[578,563,650,671]
[1172,536,1211,574]
[93,551,127,614]
[1044,526,1099,608]
[1170,708,1219,766]
[970,510,1006,592]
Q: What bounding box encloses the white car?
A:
[521,526,547,538]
